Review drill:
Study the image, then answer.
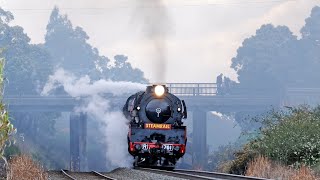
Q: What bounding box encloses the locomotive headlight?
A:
[177,107,181,112]
[136,106,141,110]
[155,85,165,97]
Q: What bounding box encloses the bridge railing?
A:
[166,83,217,96]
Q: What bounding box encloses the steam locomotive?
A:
[123,85,187,169]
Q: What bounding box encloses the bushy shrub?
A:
[207,143,254,174]
[253,106,320,167]
[208,143,238,171]
[225,143,258,175]
[4,144,21,159]
[7,155,47,180]
[224,106,320,174]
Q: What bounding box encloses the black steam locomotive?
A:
[123,85,187,169]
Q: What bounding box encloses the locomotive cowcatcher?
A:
[123,85,187,169]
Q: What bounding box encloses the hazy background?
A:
[1,0,320,171]
[1,0,318,82]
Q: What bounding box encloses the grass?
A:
[7,155,48,180]
[246,156,318,179]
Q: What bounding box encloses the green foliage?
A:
[4,144,21,158]
[226,143,259,175]
[0,52,15,161]
[226,105,320,175]
[231,5,320,90]
[208,143,238,171]
[252,106,320,167]
[0,103,13,155]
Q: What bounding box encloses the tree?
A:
[108,55,148,83]
[0,6,148,170]
[45,7,97,77]
[231,6,320,91]
[301,6,320,41]
[298,6,320,87]
[45,7,148,83]
[0,8,61,169]
[0,8,53,95]
[231,24,299,93]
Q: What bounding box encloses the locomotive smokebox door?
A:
[146,99,171,123]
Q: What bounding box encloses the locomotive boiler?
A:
[123,85,187,169]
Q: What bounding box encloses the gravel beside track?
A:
[67,172,106,180]
[102,167,186,180]
[173,169,269,180]
[48,170,115,180]
[48,171,72,180]
[48,167,269,180]
[136,168,270,180]
[48,168,186,180]
[135,168,220,180]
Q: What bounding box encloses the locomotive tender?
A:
[123,85,187,169]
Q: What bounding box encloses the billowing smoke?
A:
[133,0,171,83]
[42,68,145,168]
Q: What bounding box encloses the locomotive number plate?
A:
[142,144,149,150]
[144,123,171,129]
[162,144,173,151]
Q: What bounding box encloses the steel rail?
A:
[173,169,270,180]
[61,169,77,180]
[91,171,117,180]
[135,167,221,180]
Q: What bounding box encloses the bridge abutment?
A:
[192,109,208,169]
[70,112,88,172]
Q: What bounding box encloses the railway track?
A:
[60,169,117,180]
[135,167,270,180]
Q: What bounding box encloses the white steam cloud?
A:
[42,68,145,168]
[42,69,145,97]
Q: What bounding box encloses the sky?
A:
[0,0,319,83]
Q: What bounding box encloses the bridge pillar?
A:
[70,112,87,172]
[192,109,207,169]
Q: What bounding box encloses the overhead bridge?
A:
[5,83,314,170]
[3,83,278,112]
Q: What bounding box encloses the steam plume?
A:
[133,0,171,83]
[42,68,145,169]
